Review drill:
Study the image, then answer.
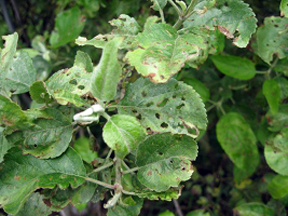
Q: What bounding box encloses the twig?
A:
[173,199,184,216]
[89,161,114,175]
[122,166,139,174]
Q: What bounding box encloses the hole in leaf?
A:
[136,114,142,120]
[146,102,154,107]
[176,103,185,109]
[146,127,152,134]
[172,94,177,99]
[181,167,186,171]
[160,75,165,80]
[34,144,37,147]
[141,91,147,97]
[158,152,164,156]
[132,109,137,114]
[160,122,168,128]
[69,79,78,85]
[169,159,173,164]
[78,85,85,90]
[10,89,16,93]
[157,98,169,107]
[181,97,185,101]
[274,24,279,28]
[155,113,160,119]
[224,2,228,6]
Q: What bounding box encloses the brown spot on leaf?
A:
[147,170,152,175]
[218,26,234,39]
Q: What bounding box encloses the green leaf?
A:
[0,33,18,85]
[50,7,86,47]
[151,0,167,11]
[46,62,92,106]
[22,108,73,159]
[274,58,288,76]
[0,127,13,163]
[183,78,210,102]
[268,175,288,199]
[280,0,288,17]
[137,188,181,201]
[0,147,86,214]
[4,51,37,94]
[15,193,53,216]
[266,104,288,132]
[252,16,288,64]
[265,128,288,175]
[183,0,257,48]
[216,112,259,171]
[233,203,274,216]
[107,196,143,216]
[126,24,206,83]
[90,37,123,101]
[73,137,98,163]
[275,77,288,100]
[103,114,146,159]
[210,55,256,80]
[42,180,97,211]
[262,80,280,114]
[30,81,54,104]
[136,134,197,191]
[110,14,141,35]
[74,51,93,72]
[118,78,207,137]
[0,94,27,128]
[159,210,175,216]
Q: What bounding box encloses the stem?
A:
[153,0,166,23]
[229,84,247,90]
[85,177,115,189]
[105,148,113,162]
[122,167,140,174]
[115,158,122,185]
[173,0,196,30]
[168,0,182,16]
[89,161,114,175]
[173,199,184,216]
[206,104,216,112]
[100,111,111,120]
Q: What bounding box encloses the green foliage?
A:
[1,0,288,215]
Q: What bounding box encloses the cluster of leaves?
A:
[1,0,288,215]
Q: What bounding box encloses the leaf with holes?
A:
[216,112,259,172]
[211,55,256,80]
[4,51,37,94]
[19,108,73,159]
[136,134,197,191]
[30,81,54,104]
[126,24,206,83]
[0,32,18,94]
[76,14,140,49]
[118,78,207,137]
[233,203,274,216]
[263,80,280,114]
[45,58,92,106]
[50,7,86,48]
[0,147,85,215]
[90,37,123,101]
[0,127,13,163]
[265,128,288,175]
[15,193,53,216]
[183,0,257,48]
[103,114,146,159]
[252,16,288,64]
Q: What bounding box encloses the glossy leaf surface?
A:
[118,78,207,136]
[211,55,256,80]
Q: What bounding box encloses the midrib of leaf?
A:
[5,77,30,87]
